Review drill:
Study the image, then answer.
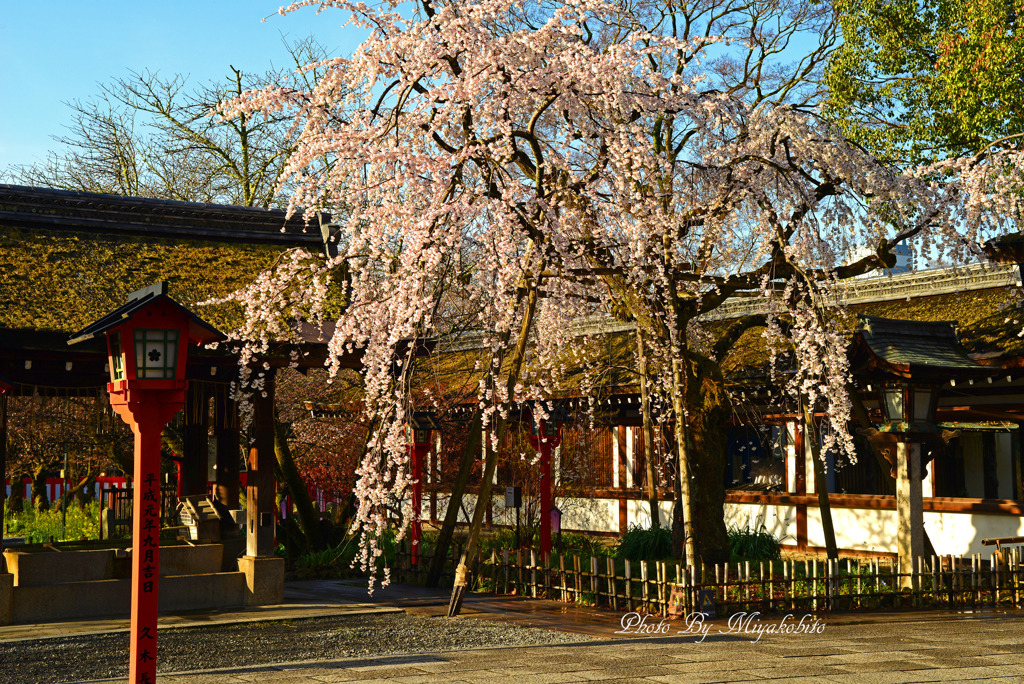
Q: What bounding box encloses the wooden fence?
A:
[101,484,179,539]
[396,545,1024,615]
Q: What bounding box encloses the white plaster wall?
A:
[801,506,1024,557]
[627,499,674,530]
[434,493,476,524]
[925,511,1024,556]
[808,506,896,554]
[434,492,1024,558]
[723,502,797,544]
[562,497,619,533]
[804,424,816,495]
[611,429,620,488]
[434,493,620,533]
[786,422,797,494]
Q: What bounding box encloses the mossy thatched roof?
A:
[721,286,1023,374]
[0,224,282,334]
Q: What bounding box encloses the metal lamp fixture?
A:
[878,383,939,433]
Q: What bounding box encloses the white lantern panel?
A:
[134,329,179,380]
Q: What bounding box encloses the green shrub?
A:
[481,528,531,555]
[5,501,101,542]
[292,529,399,579]
[293,544,350,579]
[615,524,673,562]
[556,532,613,557]
[728,525,782,563]
[477,528,612,558]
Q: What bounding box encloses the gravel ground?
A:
[0,612,593,684]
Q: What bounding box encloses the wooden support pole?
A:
[181,384,209,496]
[247,370,276,558]
[213,391,240,508]
[129,415,163,684]
[896,441,924,590]
[540,439,553,558]
[0,390,7,567]
[108,390,183,684]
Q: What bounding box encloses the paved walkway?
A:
[0,579,626,643]
[152,611,1024,683]
[5,579,1024,682]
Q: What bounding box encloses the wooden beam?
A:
[246,369,277,557]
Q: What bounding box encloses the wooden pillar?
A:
[616,425,627,533]
[794,420,808,551]
[896,440,923,589]
[1,390,7,565]
[108,390,184,684]
[181,385,208,496]
[0,388,9,627]
[430,433,439,524]
[407,428,430,565]
[128,413,164,684]
[213,390,239,508]
[540,439,552,557]
[246,370,276,557]
[1015,423,1024,501]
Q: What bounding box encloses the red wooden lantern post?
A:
[528,411,563,559]
[70,283,222,684]
[405,415,434,566]
[0,377,12,567]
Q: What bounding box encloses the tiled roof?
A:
[855,315,986,373]
[0,184,324,245]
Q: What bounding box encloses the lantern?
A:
[69,282,222,684]
[878,383,939,433]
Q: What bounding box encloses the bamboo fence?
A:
[396,544,1024,615]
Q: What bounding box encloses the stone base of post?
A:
[238,555,284,605]
[0,573,13,625]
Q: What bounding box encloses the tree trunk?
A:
[274,416,324,554]
[684,358,732,567]
[803,405,838,560]
[32,465,49,512]
[426,409,482,588]
[7,477,23,515]
[636,330,660,529]
[447,413,510,616]
[669,356,695,566]
[448,282,539,616]
[60,473,96,511]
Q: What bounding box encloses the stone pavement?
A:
[6,579,1024,682]
[149,611,1024,683]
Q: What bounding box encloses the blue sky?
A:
[0,1,364,170]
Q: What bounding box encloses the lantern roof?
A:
[67,281,224,347]
[850,315,990,379]
[982,233,1024,266]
